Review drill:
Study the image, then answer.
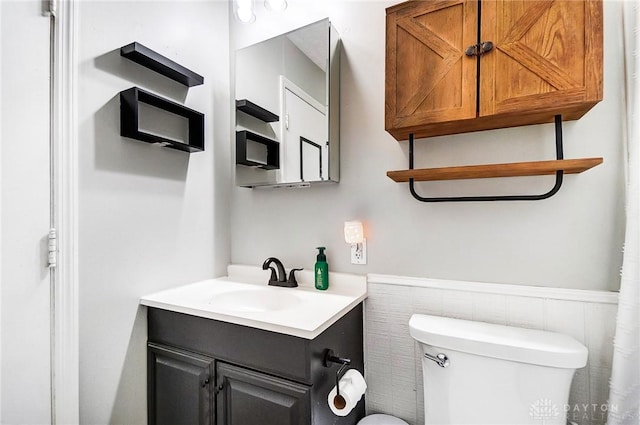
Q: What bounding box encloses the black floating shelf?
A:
[120,87,204,153]
[236,99,279,122]
[120,42,204,87]
[236,130,279,170]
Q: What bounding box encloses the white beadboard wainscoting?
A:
[363,274,619,425]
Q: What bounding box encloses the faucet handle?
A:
[287,268,303,286]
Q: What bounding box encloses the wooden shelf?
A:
[236,99,279,122]
[120,42,204,87]
[387,158,603,182]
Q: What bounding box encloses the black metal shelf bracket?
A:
[407,114,565,202]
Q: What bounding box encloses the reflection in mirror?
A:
[235,19,340,188]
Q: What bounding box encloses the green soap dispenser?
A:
[315,247,329,290]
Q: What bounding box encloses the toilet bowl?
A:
[358,314,587,425]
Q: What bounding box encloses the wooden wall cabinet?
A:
[385,0,603,141]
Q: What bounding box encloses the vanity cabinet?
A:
[147,304,364,425]
[385,0,603,141]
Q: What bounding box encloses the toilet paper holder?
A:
[323,349,351,397]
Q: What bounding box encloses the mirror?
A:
[235,19,340,188]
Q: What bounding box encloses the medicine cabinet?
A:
[234,19,341,188]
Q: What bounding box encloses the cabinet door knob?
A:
[465,41,494,57]
[201,378,210,388]
[479,41,494,55]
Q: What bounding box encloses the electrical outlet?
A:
[350,239,367,265]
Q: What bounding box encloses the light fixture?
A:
[234,0,255,24]
[264,0,287,12]
[344,221,367,265]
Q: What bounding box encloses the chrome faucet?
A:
[262,257,302,288]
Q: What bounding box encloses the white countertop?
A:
[140,265,367,339]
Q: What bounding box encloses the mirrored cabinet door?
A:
[235,19,340,188]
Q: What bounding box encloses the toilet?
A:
[358,314,588,425]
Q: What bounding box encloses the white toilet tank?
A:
[409,314,588,425]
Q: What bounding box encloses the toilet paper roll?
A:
[327,369,367,416]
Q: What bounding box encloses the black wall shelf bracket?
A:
[120,42,204,87]
[407,115,565,202]
[120,87,204,153]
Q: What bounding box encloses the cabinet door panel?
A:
[217,362,311,425]
[386,0,477,134]
[148,344,214,425]
[480,0,602,116]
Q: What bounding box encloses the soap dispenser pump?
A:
[315,247,329,290]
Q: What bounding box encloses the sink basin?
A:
[209,288,302,313]
[140,266,368,338]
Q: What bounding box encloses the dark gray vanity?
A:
[147,304,364,425]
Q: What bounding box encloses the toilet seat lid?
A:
[357,414,409,425]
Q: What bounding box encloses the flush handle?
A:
[424,352,449,368]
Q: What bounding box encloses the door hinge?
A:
[43,0,56,17]
[48,228,58,268]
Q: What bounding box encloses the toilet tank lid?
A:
[409,314,588,369]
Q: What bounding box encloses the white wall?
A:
[77,1,230,423]
[230,0,626,292]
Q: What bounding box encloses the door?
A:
[479,0,603,116]
[148,343,214,425]
[281,79,327,183]
[216,362,310,425]
[1,1,53,423]
[385,0,478,132]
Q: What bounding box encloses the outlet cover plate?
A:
[350,239,367,265]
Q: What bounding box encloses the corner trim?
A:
[51,0,79,423]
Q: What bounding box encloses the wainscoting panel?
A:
[364,275,618,425]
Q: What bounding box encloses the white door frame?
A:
[51,0,79,423]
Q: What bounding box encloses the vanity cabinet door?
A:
[148,343,214,425]
[216,362,311,425]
